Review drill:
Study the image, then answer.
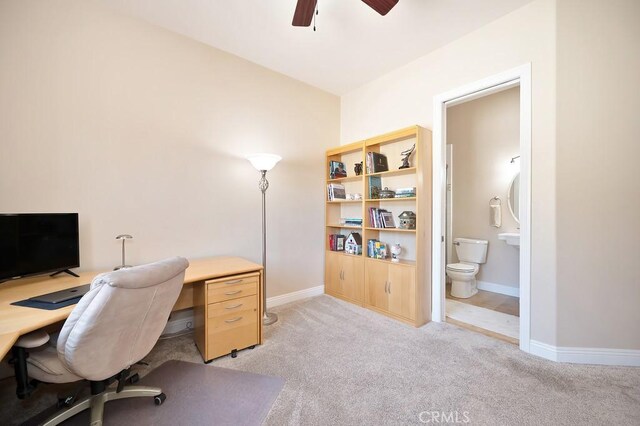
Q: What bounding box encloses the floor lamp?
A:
[247,153,282,326]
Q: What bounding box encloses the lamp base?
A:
[262,312,278,326]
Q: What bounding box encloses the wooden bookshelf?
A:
[324,125,432,327]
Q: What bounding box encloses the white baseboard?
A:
[530,340,640,366]
[267,285,325,308]
[477,280,519,297]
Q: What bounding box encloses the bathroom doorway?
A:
[432,65,532,352]
[443,87,521,344]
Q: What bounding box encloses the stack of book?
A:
[328,234,346,251]
[367,176,382,199]
[395,187,416,198]
[340,218,363,227]
[327,183,346,201]
[367,239,387,259]
[368,208,396,229]
[365,152,389,174]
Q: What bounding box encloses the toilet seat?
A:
[446,263,476,273]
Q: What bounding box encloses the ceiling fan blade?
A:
[361,0,399,16]
[292,0,317,27]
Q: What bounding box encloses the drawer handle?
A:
[224,279,243,285]
[224,290,242,296]
[225,316,243,323]
[225,303,243,310]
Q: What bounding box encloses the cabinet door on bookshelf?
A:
[387,264,416,320]
[325,252,342,296]
[364,260,390,312]
[341,255,364,303]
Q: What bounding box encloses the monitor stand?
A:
[49,269,80,278]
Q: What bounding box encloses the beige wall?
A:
[341,0,557,345]
[0,0,340,298]
[555,0,640,349]
[448,87,520,289]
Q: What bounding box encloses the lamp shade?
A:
[247,153,282,171]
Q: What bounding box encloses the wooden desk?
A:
[0,257,263,360]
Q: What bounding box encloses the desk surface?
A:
[0,256,262,359]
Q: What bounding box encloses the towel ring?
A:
[490,196,501,207]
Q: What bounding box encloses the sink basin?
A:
[498,233,520,248]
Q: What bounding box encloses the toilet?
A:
[446,238,488,298]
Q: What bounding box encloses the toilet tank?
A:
[454,238,488,264]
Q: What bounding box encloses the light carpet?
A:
[1,295,639,425]
[446,299,520,339]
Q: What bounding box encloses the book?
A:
[329,161,347,179]
[395,187,416,197]
[368,207,391,228]
[381,211,396,228]
[367,239,378,257]
[327,183,346,201]
[340,218,363,226]
[368,152,388,173]
[367,176,382,199]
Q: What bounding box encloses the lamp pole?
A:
[258,170,277,325]
[247,153,281,326]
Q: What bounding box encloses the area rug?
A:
[25,360,284,426]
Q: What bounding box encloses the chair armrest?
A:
[15,329,50,349]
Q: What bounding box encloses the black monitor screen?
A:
[0,213,79,281]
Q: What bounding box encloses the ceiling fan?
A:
[292,0,399,27]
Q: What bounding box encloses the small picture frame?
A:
[330,161,347,179]
[336,234,346,251]
[381,211,396,228]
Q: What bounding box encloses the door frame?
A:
[431,64,532,353]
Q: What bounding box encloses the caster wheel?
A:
[154,393,166,406]
[128,373,140,384]
[248,345,256,350]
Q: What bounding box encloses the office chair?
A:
[11,256,189,426]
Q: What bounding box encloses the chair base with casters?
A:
[42,375,165,426]
[13,331,167,426]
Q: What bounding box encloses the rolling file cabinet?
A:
[194,270,262,362]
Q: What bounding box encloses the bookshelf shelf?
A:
[364,167,416,178]
[326,224,362,229]
[364,227,416,233]
[327,176,363,184]
[365,197,416,202]
[366,257,416,267]
[326,250,363,258]
[325,125,432,327]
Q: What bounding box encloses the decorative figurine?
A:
[399,144,415,169]
[390,244,403,262]
[114,234,133,270]
[354,162,363,176]
[398,211,417,230]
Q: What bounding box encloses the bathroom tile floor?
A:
[446,283,520,344]
[446,283,519,316]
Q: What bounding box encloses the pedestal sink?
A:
[498,233,520,248]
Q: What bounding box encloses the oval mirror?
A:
[508,173,520,223]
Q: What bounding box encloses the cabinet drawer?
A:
[206,300,258,360]
[208,310,258,334]
[207,277,258,303]
[207,322,258,360]
[207,295,257,319]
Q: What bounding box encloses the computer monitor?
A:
[0,213,80,281]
